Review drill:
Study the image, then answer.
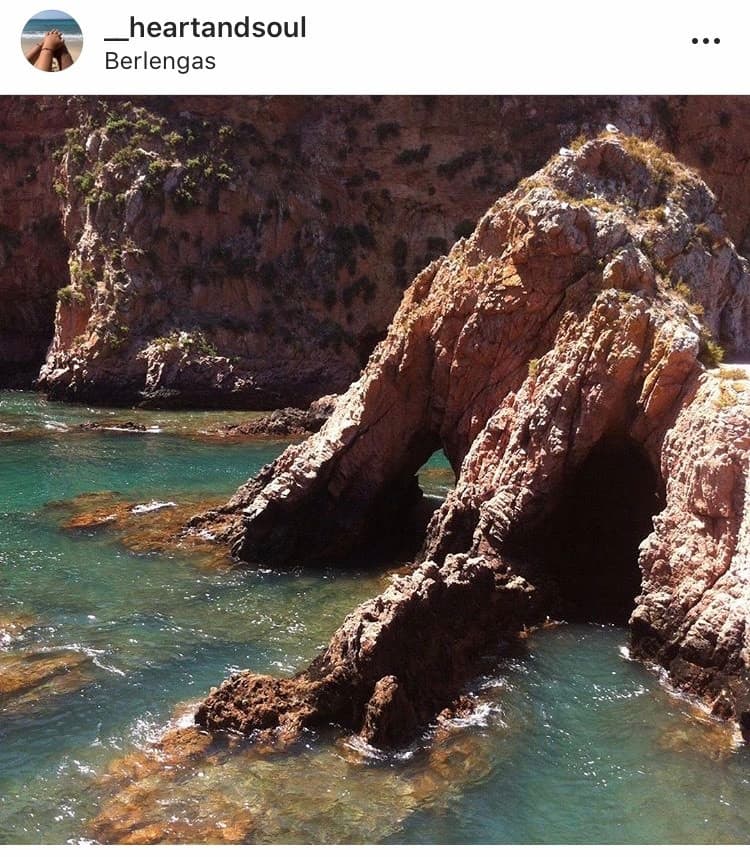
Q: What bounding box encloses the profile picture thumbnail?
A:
[22,10,82,72]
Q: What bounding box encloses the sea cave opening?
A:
[359,444,456,565]
[514,434,663,625]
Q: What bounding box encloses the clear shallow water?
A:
[1,392,749,844]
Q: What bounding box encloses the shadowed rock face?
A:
[193,136,750,748]
[0,99,71,386]
[506,434,662,624]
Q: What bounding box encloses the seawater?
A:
[22,18,83,41]
[0,391,748,844]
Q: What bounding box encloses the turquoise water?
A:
[1,391,749,844]
[23,17,82,40]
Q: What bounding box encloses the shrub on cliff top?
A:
[57,285,86,306]
[698,326,725,368]
[104,113,133,134]
[669,279,705,318]
[163,131,183,148]
[172,175,199,212]
[150,330,218,358]
[73,172,95,195]
[621,136,678,186]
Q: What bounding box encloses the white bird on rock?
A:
[605,123,620,133]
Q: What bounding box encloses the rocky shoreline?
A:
[191,136,750,748]
[205,394,337,439]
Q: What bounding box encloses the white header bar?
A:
[3,0,747,94]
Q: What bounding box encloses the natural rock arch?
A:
[191,136,750,748]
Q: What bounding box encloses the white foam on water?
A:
[445,700,499,730]
[131,500,177,515]
[23,30,83,41]
[129,713,166,749]
[91,656,126,676]
[39,642,126,677]
[342,734,389,761]
[478,674,511,691]
[591,684,648,702]
[174,706,200,730]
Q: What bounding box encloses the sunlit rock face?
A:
[193,136,750,747]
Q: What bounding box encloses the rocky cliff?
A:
[192,136,750,748]
[2,96,750,404]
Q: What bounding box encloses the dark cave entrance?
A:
[362,447,455,565]
[515,435,663,625]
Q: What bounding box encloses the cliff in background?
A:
[0,96,749,404]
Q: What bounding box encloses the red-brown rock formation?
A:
[193,136,750,747]
[0,95,742,404]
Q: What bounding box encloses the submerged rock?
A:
[89,726,256,844]
[0,612,36,647]
[55,491,231,570]
[193,136,750,747]
[0,649,95,713]
[87,692,511,844]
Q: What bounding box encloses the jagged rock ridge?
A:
[192,136,750,747]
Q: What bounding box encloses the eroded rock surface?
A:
[193,136,750,747]
[0,99,70,386]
